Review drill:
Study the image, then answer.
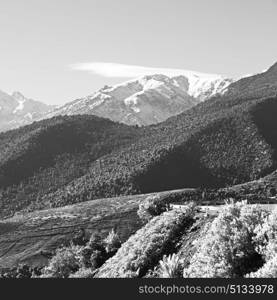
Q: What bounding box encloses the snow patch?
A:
[88,92,111,110]
[140,78,164,91]
[13,99,26,114]
[24,113,33,120]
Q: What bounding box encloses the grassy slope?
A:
[1,184,277,270]
[0,193,145,269]
[0,189,197,269]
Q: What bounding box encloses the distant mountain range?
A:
[0,91,54,132]
[2,64,276,132]
[0,70,233,132]
[45,72,233,126]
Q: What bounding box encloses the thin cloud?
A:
[69,62,219,78]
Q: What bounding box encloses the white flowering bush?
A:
[183,201,268,278]
[104,229,121,254]
[69,268,95,278]
[157,253,182,278]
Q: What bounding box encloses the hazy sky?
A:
[0,0,276,105]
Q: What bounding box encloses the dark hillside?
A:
[0,115,141,217]
[35,95,277,210]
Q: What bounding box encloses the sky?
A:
[0,0,276,105]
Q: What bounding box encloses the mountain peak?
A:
[12,91,24,97]
[0,89,55,132]
[12,91,27,102]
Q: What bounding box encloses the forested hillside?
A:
[41,95,277,207]
[0,62,277,217]
[0,115,141,217]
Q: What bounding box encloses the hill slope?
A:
[0,188,199,269]
[0,187,275,271]
[0,115,141,217]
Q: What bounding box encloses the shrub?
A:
[78,246,93,268]
[254,208,277,261]
[37,230,123,278]
[79,232,107,269]
[246,256,277,278]
[69,268,96,278]
[87,233,106,252]
[104,229,121,255]
[246,208,277,277]
[72,228,88,246]
[40,245,82,278]
[0,265,42,278]
[79,230,120,269]
[90,250,106,269]
[123,270,140,278]
[183,201,268,278]
[95,204,195,278]
[137,195,171,222]
[15,265,32,278]
[157,253,182,278]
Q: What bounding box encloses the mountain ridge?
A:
[1,62,276,132]
[0,90,54,132]
[44,73,233,126]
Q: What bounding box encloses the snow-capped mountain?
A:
[46,72,233,126]
[0,90,54,132]
[0,70,234,131]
